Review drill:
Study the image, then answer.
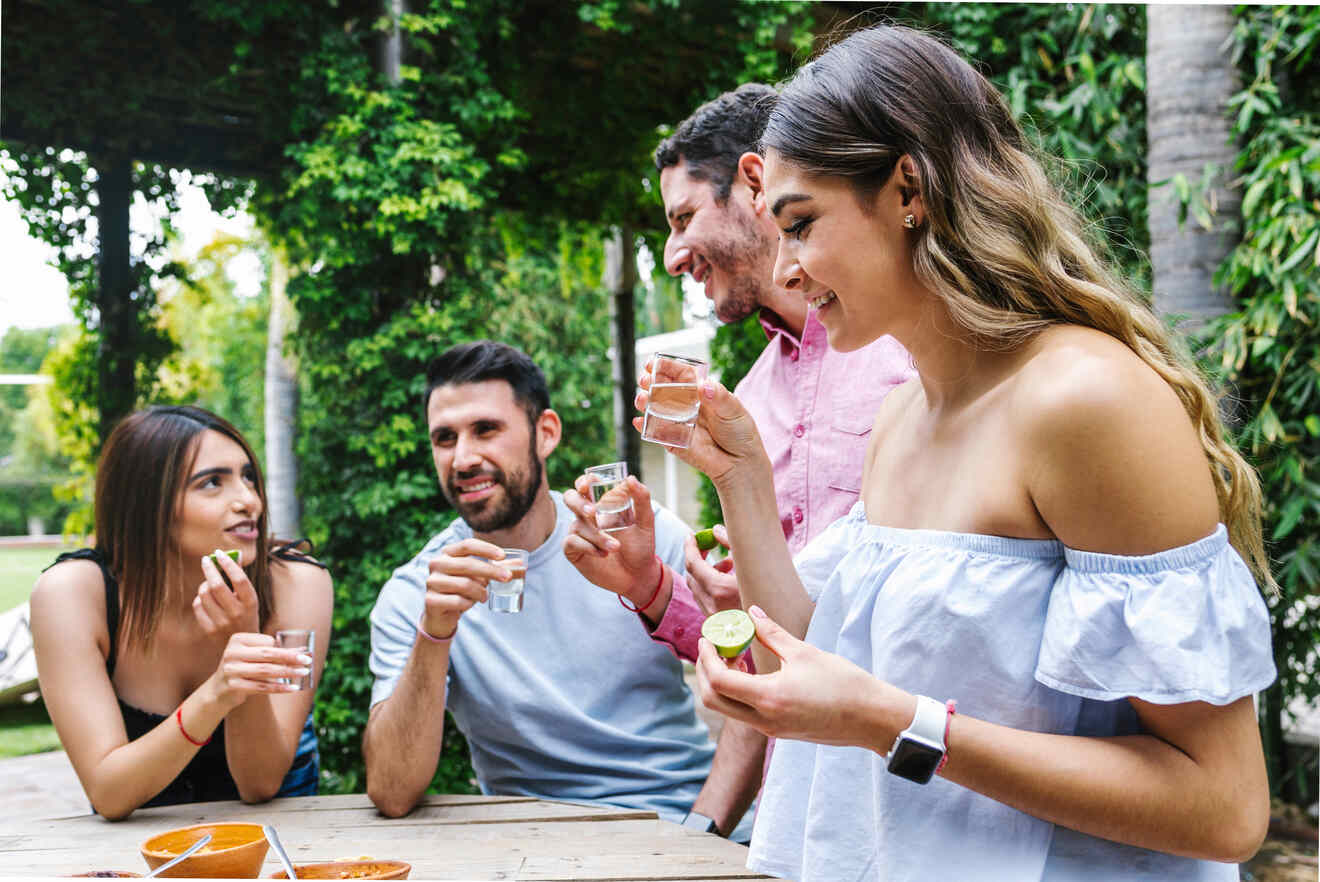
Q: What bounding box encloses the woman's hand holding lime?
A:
[695,605,912,751]
[194,551,260,636]
[563,476,664,608]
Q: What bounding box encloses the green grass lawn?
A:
[0,545,73,758]
[0,699,61,758]
[0,544,72,612]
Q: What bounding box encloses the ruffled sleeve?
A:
[1035,525,1275,705]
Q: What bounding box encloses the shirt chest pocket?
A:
[825,384,875,493]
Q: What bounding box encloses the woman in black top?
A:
[31,406,333,819]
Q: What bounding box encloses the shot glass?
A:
[488,548,529,613]
[275,629,316,690]
[585,462,635,532]
[641,353,709,449]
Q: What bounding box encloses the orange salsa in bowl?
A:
[269,860,411,879]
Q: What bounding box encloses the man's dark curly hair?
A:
[654,83,777,204]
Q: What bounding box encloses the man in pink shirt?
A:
[638,84,912,652]
[564,85,913,837]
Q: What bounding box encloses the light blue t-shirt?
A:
[370,492,745,835]
[749,507,1275,882]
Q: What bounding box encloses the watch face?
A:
[887,738,943,784]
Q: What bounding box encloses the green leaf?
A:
[1280,229,1319,272]
[1241,177,1272,218]
[1273,495,1307,541]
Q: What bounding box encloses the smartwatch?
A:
[680,810,722,836]
[886,695,947,784]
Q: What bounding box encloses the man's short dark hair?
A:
[423,341,551,429]
[654,83,777,204]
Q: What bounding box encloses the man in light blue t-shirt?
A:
[362,341,755,841]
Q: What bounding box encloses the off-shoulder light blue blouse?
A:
[747,505,1275,882]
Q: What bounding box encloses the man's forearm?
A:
[363,638,452,817]
[689,717,767,838]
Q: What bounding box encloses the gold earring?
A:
[903,214,917,229]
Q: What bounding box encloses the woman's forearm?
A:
[713,459,815,640]
[858,691,1269,862]
[222,693,305,803]
[83,686,233,819]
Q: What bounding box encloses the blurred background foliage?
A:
[0,2,1315,807]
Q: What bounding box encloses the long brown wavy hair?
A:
[761,24,1272,590]
[94,405,277,650]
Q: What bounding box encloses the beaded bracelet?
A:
[619,555,665,614]
[176,706,211,747]
[417,615,458,643]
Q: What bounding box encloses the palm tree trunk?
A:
[1146,5,1241,329]
[605,226,641,478]
[264,249,301,539]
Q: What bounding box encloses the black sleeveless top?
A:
[47,543,324,808]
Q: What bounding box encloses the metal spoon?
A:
[145,832,212,878]
[263,824,298,880]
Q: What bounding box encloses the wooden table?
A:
[0,793,773,880]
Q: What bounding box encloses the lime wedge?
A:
[694,528,718,552]
[210,549,241,565]
[701,609,756,659]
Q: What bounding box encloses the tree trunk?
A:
[264,248,301,539]
[1146,5,1241,330]
[605,226,641,478]
[379,0,405,85]
[94,155,135,444]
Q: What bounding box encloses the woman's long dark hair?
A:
[761,25,1270,589]
[95,405,275,650]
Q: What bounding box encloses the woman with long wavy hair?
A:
[616,24,1275,881]
[30,405,333,819]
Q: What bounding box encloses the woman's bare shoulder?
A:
[270,551,333,601]
[30,557,109,640]
[1011,325,1219,552]
[31,557,106,607]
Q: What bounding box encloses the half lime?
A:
[701,608,756,659]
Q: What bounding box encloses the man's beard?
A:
[442,436,543,533]
[705,205,776,324]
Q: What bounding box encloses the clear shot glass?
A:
[641,353,709,449]
[275,629,316,690]
[585,461,635,532]
[488,548,529,613]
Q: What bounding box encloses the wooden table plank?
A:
[0,794,774,880]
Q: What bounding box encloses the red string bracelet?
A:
[176,706,211,747]
[619,555,665,614]
[417,614,457,643]
[935,699,956,774]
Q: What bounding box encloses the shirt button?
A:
[793,507,803,524]
[793,423,805,438]
[675,626,685,637]
[790,350,799,362]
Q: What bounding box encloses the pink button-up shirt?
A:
[651,310,914,658]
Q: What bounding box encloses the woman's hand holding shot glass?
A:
[633,356,770,491]
[634,357,815,666]
[194,551,314,708]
